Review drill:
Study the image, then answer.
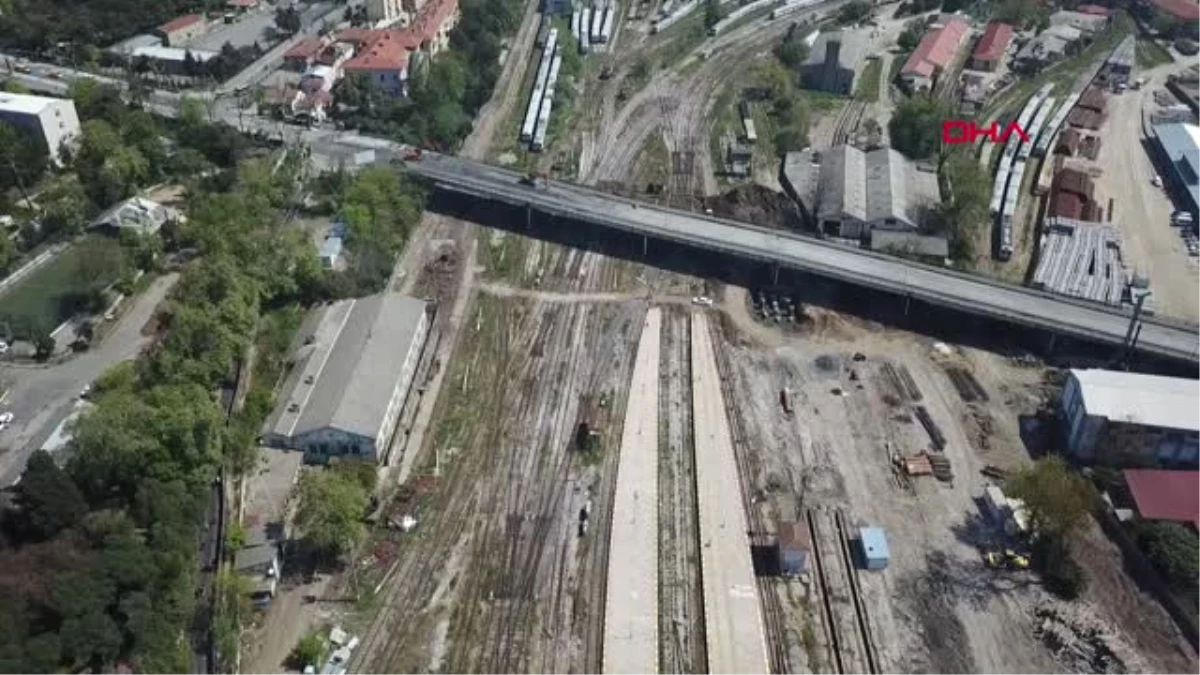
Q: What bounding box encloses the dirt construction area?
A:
[714,299,1198,674]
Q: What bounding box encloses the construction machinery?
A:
[982,548,1031,570]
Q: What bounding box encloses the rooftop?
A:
[901,16,969,78]
[1149,0,1200,21]
[1077,4,1111,15]
[972,21,1014,63]
[816,146,940,227]
[90,196,171,233]
[0,91,72,115]
[1153,122,1199,213]
[1070,369,1200,433]
[284,36,327,61]
[235,544,279,572]
[263,293,428,444]
[1123,470,1199,527]
[132,45,218,62]
[870,230,949,258]
[777,521,812,551]
[804,29,870,70]
[159,14,204,34]
[341,30,420,72]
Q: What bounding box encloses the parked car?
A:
[0,341,8,355]
[1151,174,1162,187]
[0,412,14,425]
[692,296,714,307]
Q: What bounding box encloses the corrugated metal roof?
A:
[1071,369,1200,433]
[1123,470,1199,527]
[815,146,940,228]
[1153,122,1199,214]
[973,21,1014,63]
[777,521,812,551]
[901,16,969,78]
[859,527,889,560]
[804,29,870,70]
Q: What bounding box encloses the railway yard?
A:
[275,0,1200,671]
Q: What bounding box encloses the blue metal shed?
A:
[858,526,890,570]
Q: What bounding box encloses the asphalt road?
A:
[0,273,179,486]
[407,152,1200,364]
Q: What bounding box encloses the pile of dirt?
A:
[704,184,801,231]
[1034,602,1135,674]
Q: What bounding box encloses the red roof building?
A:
[283,36,327,70]
[1077,4,1111,15]
[336,0,459,96]
[156,14,207,46]
[970,21,1014,71]
[1148,0,1200,22]
[900,17,970,89]
[1123,469,1199,527]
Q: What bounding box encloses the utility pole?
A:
[1119,289,1150,369]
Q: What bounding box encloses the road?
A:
[405,152,1200,364]
[0,273,179,485]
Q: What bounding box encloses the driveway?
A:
[0,272,179,485]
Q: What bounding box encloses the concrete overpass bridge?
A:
[403,152,1200,367]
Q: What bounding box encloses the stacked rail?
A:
[1032,217,1128,305]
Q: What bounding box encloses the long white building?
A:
[0,92,80,166]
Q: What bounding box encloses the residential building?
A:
[899,16,969,91]
[1141,0,1200,35]
[969,21,1013,71]
[90,196,171,235]
[156,14,207,46]
[1149,122,1199,219]
[261,293,431,463]
[1121,469,1199,527]
[776,521,811,576]
[869,230,948,263]
[1061,369,1199,467]
[367,0,407,27]
[801,29,869,95]
[781,146,941,239]
[1049,9,1109,33]
[1013,25,1082,71]
[339,0,460,96]
[283,37,329,71]
[0,92,80,166]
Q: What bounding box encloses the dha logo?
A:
[942,120,1031,145]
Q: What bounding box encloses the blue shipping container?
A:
[858,526,889,570]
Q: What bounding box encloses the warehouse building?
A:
[0,92,80,166]
[781,146,941,239]
[1062,369,1199,468]
[1149,122,1199,219]
[969,21,1013,71]
[899,16,969,91]
[801,30,869,95]
[261,293,431,463]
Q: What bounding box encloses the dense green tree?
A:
[897,19,925,51]
[774,27,810,69]
[275,6,302,34]
[13,451,87,541]
[39,175,90,237]
[295,470,369,559]
[1131,521,1199,592]
[837,0,872,24]
[0,121,50,196]
[1007,456,1093,541]
[888,96,954,160]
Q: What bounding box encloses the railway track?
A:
[805,507,880,674]
[658,308,706,673]
[832,99,868,146]
[706,318,790,674]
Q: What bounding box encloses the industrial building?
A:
[1120,469,1198,527]
[0,92,80,166]
[261,293,431,463]
[899,16,969,91]
[969,21,1013,71]
[1062,369,1199,468]
[1149,122,1199,219]
[776,521,811,576]
[800,30,869,95]
[781,146,941,239]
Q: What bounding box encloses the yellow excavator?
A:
[982,548,1030,570]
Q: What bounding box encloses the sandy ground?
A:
[1089,63,1199,323]
[715,292,1198,674]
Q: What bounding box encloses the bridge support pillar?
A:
[642,235,648,257]
[1047,332,1058,354]
[904,294,911,317]
[772,264,780,285]
[525,203,532,228]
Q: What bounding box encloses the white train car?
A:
[990,162,1011,215]
[1019,96,1055,161]
[1001,83,1053,168]
[711,0,774,34]
[520,30,558,143]
[599,7,615,43]
[653,0,699,33]
[580,8,592,52]
[590,6,605,43]
[571,9,582,39]
[1033,90,1081,158]
[532,95,554,151]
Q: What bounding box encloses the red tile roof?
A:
[973,21,1014,63]
[159,14,204,34]
[1051,192,1087,219]
[284,37,326,61]
[1124,469,1199,527]
[226,0,259,7]
[339,0,457,74]
[901,17,970,78]
[1077,4,1110,15]
[1150,0,1200,21]
[1056,167,1095,197]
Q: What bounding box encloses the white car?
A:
[0,341,8,354]
[1151,174,1162,187]
[692,296,714,307]
[0,412,14,425]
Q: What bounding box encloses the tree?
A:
[39,175,90,237]
[897,19,925,51]
[275,6,302,34]
[1131,521,1199,592]
[290,631,327,671]
[1006,456,1093,541]
[14,450,87,541]
[836,0,872,25]
[888,96,953,160]
[33,330,56,361]
[774,27,810,69]
[295,470,369,559]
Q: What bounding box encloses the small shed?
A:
[320,236,344,269]
[858,526,889,570]
[776,520,812,576]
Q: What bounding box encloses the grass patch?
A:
[653,13,707,69]
[481,231,526,284]
[633,131,671,189]
[1135,38,1173,68]
[0,237,123,339]
[855,58,883,102]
